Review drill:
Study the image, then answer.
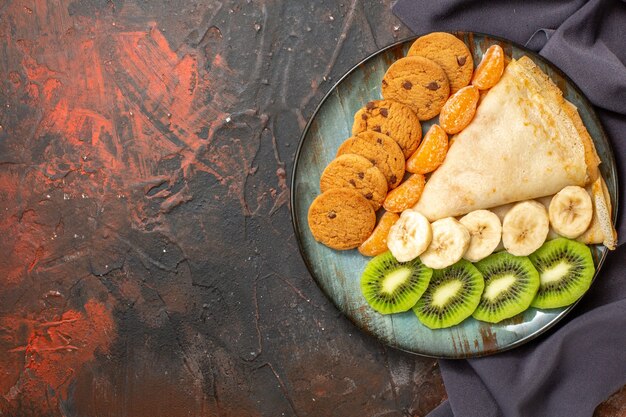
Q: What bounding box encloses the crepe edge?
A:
[516,56,601,185]
[593,176,617,250]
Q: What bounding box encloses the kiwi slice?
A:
[413,259,484,329]
[361,251,433,314]
[529,238,595,309]
[472,252,540,323]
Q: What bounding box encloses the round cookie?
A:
[308,188,376,250]
[381,56,450,121]
[320,154,388,210]
[407,32,474,94]
[352,100,422,158]
[336,131,405,189]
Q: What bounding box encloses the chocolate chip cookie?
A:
[381,56,450,121]
[407,32,474,94]
[308,188,376,250]
[336,131,405,189]
[320,154,388,210]
[352,100,422,158]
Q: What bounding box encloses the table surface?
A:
[0,1,623,416]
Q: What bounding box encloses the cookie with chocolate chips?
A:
[320,154,388,210]
[336,131,405,189]
[352,99,422,158]
[381,56,450,120]
[307,188,376,250]
[407,32,474,94]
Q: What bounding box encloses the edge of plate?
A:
[289,32,618,359]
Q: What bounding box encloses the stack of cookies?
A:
[308,32,477,253]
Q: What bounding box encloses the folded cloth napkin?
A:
[392,1,626,416]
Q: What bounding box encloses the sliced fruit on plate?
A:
[472,252,540,323]
[405,124,448,174]
[359,211,400,257]
[387,209,432,262]
[420,217,471,269]
[489,176,616,250]
[529,238,595,309]
[502,200,549,257]
[459,209,502,262]
[413,259,484,329]
[361,251,433,314]
[548,185,593,239]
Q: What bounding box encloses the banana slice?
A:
[548,185,593,239]
[387,209,432,262]
[502,200,549,256]
[459,210,502,262]
[420,217,471,269]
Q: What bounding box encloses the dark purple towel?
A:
[392,1,626,416]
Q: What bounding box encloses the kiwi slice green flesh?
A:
[361,251,433,314]
[529,238,595,309]
[413,259,484,329]
[472,252,540,323]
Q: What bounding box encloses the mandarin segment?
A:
[383,174,426,213]
[471,45,505,90]
[358,211,400,257]
[439,85,480,134]
[406,124,449,174]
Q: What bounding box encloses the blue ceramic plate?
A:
[291,32,618,358]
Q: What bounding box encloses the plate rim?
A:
[289,31,619,359]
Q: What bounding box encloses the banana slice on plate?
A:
[420,217,471,269]
[387,209,432,262]
[502,200,549,256]
[548,185,593,238]
[459,210,502,262]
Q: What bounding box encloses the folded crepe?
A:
[413,56,616,248]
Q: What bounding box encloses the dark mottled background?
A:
[0,1,623,416]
